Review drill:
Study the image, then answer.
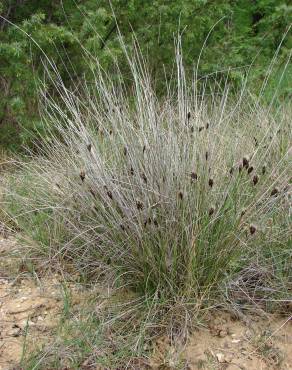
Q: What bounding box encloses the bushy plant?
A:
[3,45,291,315]
[1,1,291,150]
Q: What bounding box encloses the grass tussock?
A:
[2,45,291,360]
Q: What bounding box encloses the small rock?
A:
[219,329,228,338]
[9,325,22,337]
[227,326,233,335]
[244,329,252,338]
[216,352,225,363]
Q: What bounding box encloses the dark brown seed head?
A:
[136,200,143,210]
[209,207,215,216]
[208,178,214,188]
[242,157,249,168]
[107,191,113,199]
[247,166,254,174]
[205,151,209,161]
[249,224,257,235]
[262,165,266,175]
[80,170,85,182]
[130,166,134,176]
[241,209,246,217]
[199,126,204,132]
[87,143,92,152]
[120,224,125,231]
[109,130,113,135]
[187,112,191,121]
[89,188,96,198]
[143,145,146,153]
[153,219,158,227]
[141,173,147,183]
[206,123,209,129]
[229,167,234,175]
[270,187,279,197]
[283,184,289,193]
[238,164,243,173]
[190,172,198,181]
[254,137,258,147]
[178,191,183,200]
[123,147,127,156]
[190,126,194,133]
[252,174,259,185]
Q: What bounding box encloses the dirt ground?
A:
[0,236,64,370]
[0,235,291,370]
[152,313,292,370]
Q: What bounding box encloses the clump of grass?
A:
[3,43,291,335]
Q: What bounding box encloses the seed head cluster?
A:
[7,47,290,320]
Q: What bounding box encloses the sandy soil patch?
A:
[0,237,64,369]
[1,235,291,370]
[151,313,292,370]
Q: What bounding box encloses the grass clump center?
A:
[3,48,291,327]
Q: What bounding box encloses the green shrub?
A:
[1,1,291,150]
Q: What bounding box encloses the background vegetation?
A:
[0,0,291,150]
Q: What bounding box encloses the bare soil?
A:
[0,235,291,370]
[151,313,292,369]
[0,236,64,369]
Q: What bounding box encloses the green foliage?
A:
[0,0,291,150]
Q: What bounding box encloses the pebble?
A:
[216,353,225,363]
[245,329,252,338]
[9,327,21,337]
[227,326,233,335]
[219,329,228,338]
